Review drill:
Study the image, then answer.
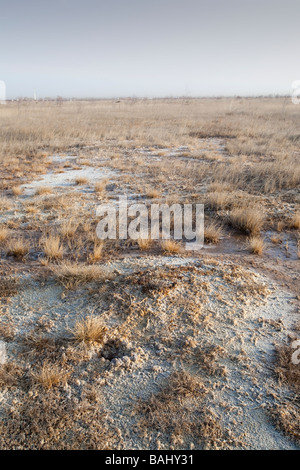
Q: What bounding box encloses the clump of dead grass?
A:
[88,242,104,263]
[12,186,23,196]
[137,238,153,250]
[0,196,12,210]
[146,189,160,199]
[6,237,30,259]
[35,186,52,196]
[204,221,223,244]
[60,219,79,239]
[207,192,229,211]
[52,261,112,288]
[75,177,88,185]
[0,226,9,242]
[31,362,70,389]
[230,207,264,234]
[161,239,182,254]
[247,235,265,255]
[94,180,107,194]
[42,235,64,260]
[70,316,107,345]
[289,213,300,230]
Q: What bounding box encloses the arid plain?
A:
[0,98,299,449]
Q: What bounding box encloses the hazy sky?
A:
[1,0,299,98]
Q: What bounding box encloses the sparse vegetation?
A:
[36,186,52,195]
[204,221,223,244]
[6,237,30,259]
[230,207,264,234]
[70,316,107,345]
[247,235,265,255]
[0,98,299,450]
[161,239,182,254]
[52,261,112,288]
[31,362,70,389]
[42,235,64,260]
[75,177,88,185]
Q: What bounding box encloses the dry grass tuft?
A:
[60,219,79,239]
[207,192,229,211]
[230,207,264,234]
[146,189,160,199]
[71,316,107,345]
[137,238,153,250]
[247,235,265,255]
[35,186,52,196]
[6,237,30,259]
[289,213,300,230]
[75,177,88,185]
[0,226,9,242]
[204,221,223,244]
[12,186,23,196]
[52,261,112,288]
[31,362,70,389]
[42,235,64,260]
[88,242,104,263]
[94,180,107,194]
[161,239,182,254]
[0,196,12,210]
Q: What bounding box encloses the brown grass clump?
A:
[6,237,30,259]
[35,186,52,195]
[0,226,9,242]
[94,180,107,194]
[12,186,23,196]
[88,242,104,263]
[289,213,300,230]
[247,235,265,255]
[204,221,223,244]
[75,176,88,185]
[52,261,112,288]
[161,239,182,254]
[207,192,229,211]
[0,196,12,210]
[42,235,64,260]
[71,316,107,345]
[230,207,264,234]
[31,362,70,389]
[137,238,153,250]
[270,235,282,244]
[60,218,79,239]
[146,189,160,199]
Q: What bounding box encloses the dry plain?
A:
[0,98,299,449]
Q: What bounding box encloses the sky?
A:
[1,0,300,98]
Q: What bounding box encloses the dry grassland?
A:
[0,98,299,449]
